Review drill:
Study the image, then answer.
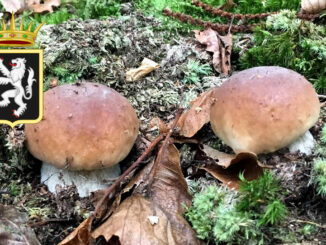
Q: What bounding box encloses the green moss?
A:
[239,10,326,92]
[311,158,326,198]
[321,124,326,143]
[183,60,212,84]
[185,171,287,244]
[135,0,301,36]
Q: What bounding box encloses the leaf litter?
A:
[60,110,201,245]
[2,4,324,244]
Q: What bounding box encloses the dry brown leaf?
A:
[92,144,200,245]
[0,0,26,13]
[217,33,232,76]
[194,28,232,75]
[199,147,263,189]
[194,28,219,53]
[28,0,61,13]
[126,58,160,82]
[58,217,92,245]
[0,204,41,245]
[177,89,215,137]
[92,194,183,245]
[148,117,169,134]
[201,144,238,168]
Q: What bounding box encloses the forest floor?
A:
[0,3,326,245]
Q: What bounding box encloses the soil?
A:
[0,5,325,245]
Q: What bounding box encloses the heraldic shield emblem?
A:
[0,49,43,128]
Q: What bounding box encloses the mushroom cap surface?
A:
[25,82,139,170]
[210,66,320,154]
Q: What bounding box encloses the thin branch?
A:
[27,218,74,227]
[93,133,165,219]
[290,219,326,229]
[147,108,184,187]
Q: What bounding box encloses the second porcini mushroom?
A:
[210,66,320,155]
[25,82,139,197]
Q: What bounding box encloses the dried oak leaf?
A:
[0,0,26,13]
[176,89,215,137]
[58,217,92,245]
[126,58,160,82]
[199,145,263,189]
[216,33,232,76]
[194,28,219,53]
[0,204,41,245]
[92,144,201,245]
[28,0,61,13]
[194,28,232,75]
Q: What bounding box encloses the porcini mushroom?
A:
[25,82,139,197]
[210,66,320,154]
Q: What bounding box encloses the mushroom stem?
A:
[288,130,315,155]
[41,162,121,198]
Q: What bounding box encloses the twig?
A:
[193,0,275,20]
[27,218,73,227]
[290,219,326,229]
[228,14,234,34]
[147,108,184,186]
[192,0,319,21]
[153,108,184,167]
[163,8,255,33]
[93,133,165,219]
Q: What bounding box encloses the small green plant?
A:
[14,0,127,30]
[299,224,318,236]
[183,60,212,84]
[238,171,287,226]
[185,185,259,244]
[321,124,326,143]
[239,10,326,92]
[311,158,326,198]
[186,171,287,244]
[74,0,123,19]
[258,200,287,226]
[10,182,19,196]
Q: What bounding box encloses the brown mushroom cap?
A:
[25,82,139,170]
[210,66,320,154]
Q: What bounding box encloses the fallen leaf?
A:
[0,0,26,13]
[176,89,215,137]
[194,28,232,75]
[217,33,232,76]
[198,146,263,189]
[92,144,200,245]
[28,0,61,13]
[126,58,159,82]
[0,204,41,245]
[93,195,182,244]
[58,217,92,245]
[194,28,219,53]
[201,144,260,169]
[148,117,169,134]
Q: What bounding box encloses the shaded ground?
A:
[0,7,325,245]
